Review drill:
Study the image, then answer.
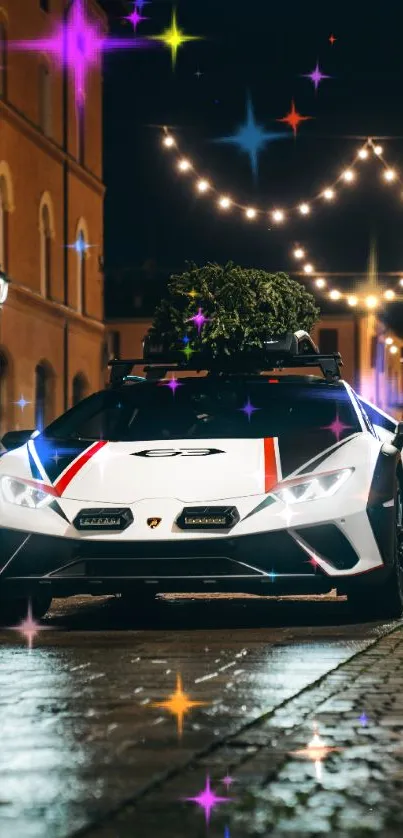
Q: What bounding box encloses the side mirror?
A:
[1,430,35,450]
[392,421,403,452]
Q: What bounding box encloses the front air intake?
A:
[176,506,240,530]
[73,508,134,532]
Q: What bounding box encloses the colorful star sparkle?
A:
[14,394,31,412]
[11,0,153,106]
[161,374,182,395]
[67,236,95,255]
[182,344,195,361]
[125,3,148,31]
[10,602,50,651]
[153,674,208,737]
[239,398,260,421]
[291,723,340,781]
[184,775,231,824]
[329,33,337,45]
[359,712,369,726]
[303,60,332,92]
[215,94,287,180]
[150,8,201,69]
[221,774,234,789]
[277,99,313,137]
[321,412,353,441]
[188,307,210,334]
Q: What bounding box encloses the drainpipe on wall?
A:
[62,1,72,412]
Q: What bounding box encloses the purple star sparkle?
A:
[125,4,148,31]
[321,412,353,441]
[359,712,368,726]
[221,774,234,789]
[239,398,260,422]
[162,374,182,395]
[187,307,210,334]
[11,0,154,106]
[185,775,230,824]
[302,60,332,92]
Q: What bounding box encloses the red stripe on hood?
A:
[55,440,107,495]
[264,437,279,493]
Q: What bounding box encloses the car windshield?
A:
[42,379,361,443]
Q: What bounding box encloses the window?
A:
[40,0,50,11]
[319,328,338,354]
[0,178,8,271]
[39,64,52,137]
[76,229,86,313]
[35,362,54,430]
[111,331,120,359]
[72,373,89,406]
[0,22,7,99]
[40,202,52,297]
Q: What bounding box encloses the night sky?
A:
[103,0,403,321]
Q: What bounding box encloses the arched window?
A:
[35,361,54,430]
[38,63,52,137]
[77,229,86,313]
[72,372,89,406]
[39,196,54,297]
[0,350,10,437]
[0,22,7,100]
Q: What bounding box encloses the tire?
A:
[347,490,403,620]
[0,593,52,626]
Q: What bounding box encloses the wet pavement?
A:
[0,593,402,838]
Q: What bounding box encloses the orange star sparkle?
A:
[329,33,337,45]
[277,99,313,137]
[291,723,341,781]
[153,674,208,737]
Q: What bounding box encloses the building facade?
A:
[0,0,105,435]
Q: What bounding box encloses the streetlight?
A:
[0,270,10,306]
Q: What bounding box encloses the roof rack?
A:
[108,330,343,387]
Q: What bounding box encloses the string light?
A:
[384,289,395,300]
[322,188,335,200]
[329,289,341,300]
[218,196,232,209]
[358,148,369,159]
[245,207,257,219]
[293,247,305,259]
[385,337,394,345]
[178,158,191,171]
[373,144,383,155]
[272,209,285,223]
[299,202,310,215]
[383,169,396,182]
[315,278,326,288]
[399,279,403,287]
[366,295,379,309]
[303,263,314,274]
[342,169,355,182]
[197,179,210,192]
[347,295,358,306]
[390,345,398,354]
[163,135,175,148]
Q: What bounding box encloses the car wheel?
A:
[0,593,52,626]
[348,490,403,621]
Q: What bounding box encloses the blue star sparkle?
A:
[268,570,277,582]
[214,93,287,181]
[238,397,260,421]
[359,712,368,726]
[67,236,95,256]
[14,394,31,412]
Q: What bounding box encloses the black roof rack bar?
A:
[108,353,342,386]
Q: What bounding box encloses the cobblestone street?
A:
[1,594,402,837]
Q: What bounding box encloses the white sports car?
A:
[0,331,402,622]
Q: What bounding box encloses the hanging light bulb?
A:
[177,158,191,171]
[298,203,310,215]
[196,179,210,192]
[373,144,383,155]
[399,279,403,287]
[358,147,369,159]
[163,135,175,147]
[293,247,305,259]
[342,169,355,182]
[272,209,285,223]
[245,207,257,219]
[384,289,395,300]
[390,345,398,354]
[218,196,231,209]
[347,295,358,306]
[323,188,335,200]
[303,263,314,274]
[315,278,326,288]
[383,169,396,182]
[366,295,379,308]
[330,289,341,300]
[385,337,394,345]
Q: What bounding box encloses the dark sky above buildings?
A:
[103,0,403,317]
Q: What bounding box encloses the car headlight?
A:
[0,476,54,509]
[274,468,354,505]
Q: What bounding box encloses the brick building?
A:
[0,0,106,436]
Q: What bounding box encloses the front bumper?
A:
[0,520,388,597]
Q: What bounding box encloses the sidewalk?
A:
[80,623,403,838]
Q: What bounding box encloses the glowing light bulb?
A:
[299,203,310,215]
[390,345,398,354]
[272,209,285,223]
[358,148,369,159]
[303,263,314,274]
[373,144,383,155]
[218,196,231,209]
[347,295,358,306]
[163,135,175,147]
[383,169,396,182]
[178,158,191,171]
[384,289,395,300]
[330,289,341,300]
[197,179,210,192]
[342,169,355,182]
[315,278,326,288]
[399,279,403,287]
[323,188,335,200]
[366,295,378,308]
[293,247,305,259]
[245,207,257,219]
[385,337,394,345]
